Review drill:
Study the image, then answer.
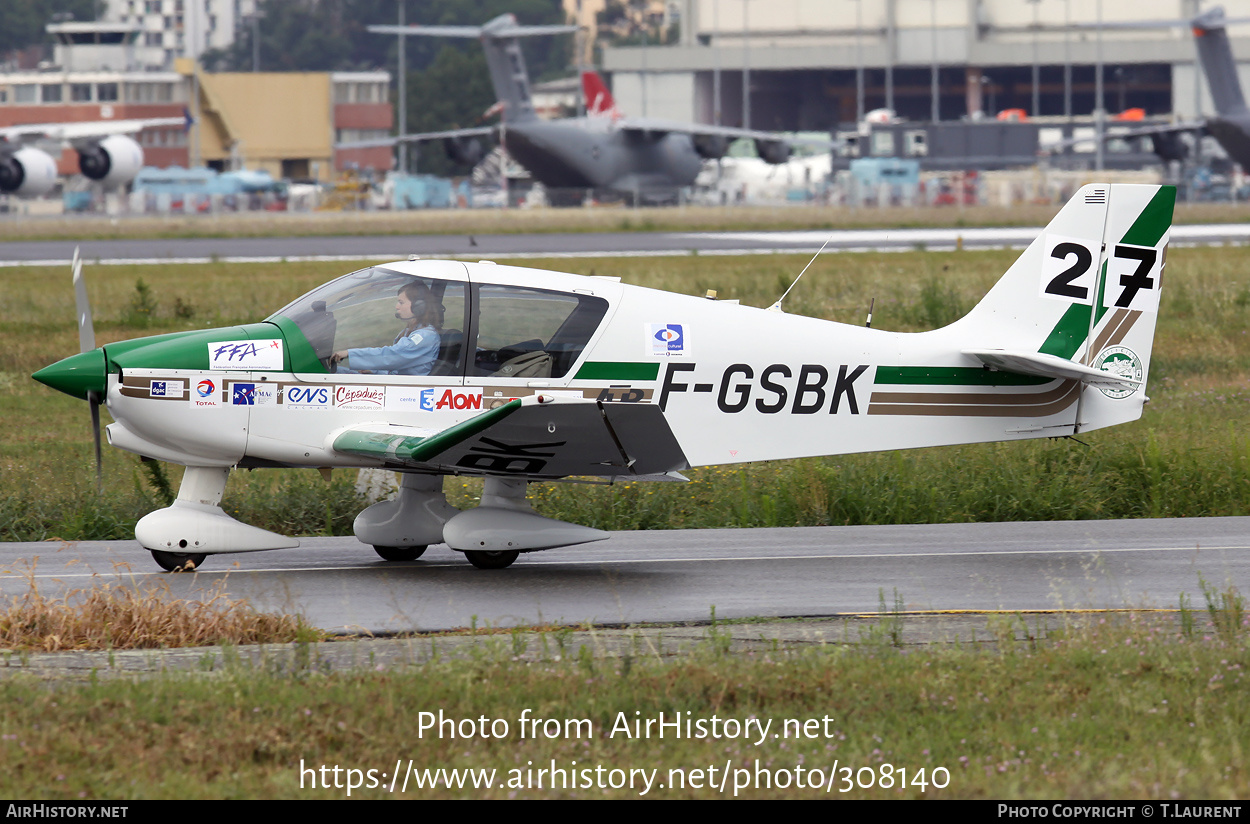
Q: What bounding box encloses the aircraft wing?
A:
[616,117,834,148]
[335,126,495,150]
[0,114,191,145]
[1040,120,1207,154]
[329,395,689,479]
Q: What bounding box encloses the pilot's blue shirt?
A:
[347,326,439,375]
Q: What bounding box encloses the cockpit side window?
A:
[270,267,467,377]
[470,284,608,379]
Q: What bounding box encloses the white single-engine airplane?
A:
[34,183,1173,572]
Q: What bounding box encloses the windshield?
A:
[270,267,467,375]
[270,266,609,380]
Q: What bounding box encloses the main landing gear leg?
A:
[135,465,299,571]
[353,472,459,561]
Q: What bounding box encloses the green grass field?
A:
[0,609,1246,799]
[3,199,1250,243]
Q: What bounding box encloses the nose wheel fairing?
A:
[134,466,299,554]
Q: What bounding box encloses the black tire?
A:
[464,550,519,570]
[151,550,207,572]
[373,545,427,562]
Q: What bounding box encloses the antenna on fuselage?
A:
[767,233,835,313]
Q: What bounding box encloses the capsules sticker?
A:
[335,385,386,409]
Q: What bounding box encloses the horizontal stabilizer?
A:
[330,395,688,478]
[963,348,1141,390]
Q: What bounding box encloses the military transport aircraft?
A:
[33,183,1173,572]
[1046,6,1250,168]
[357,14,826,202]
[0,110,192,198]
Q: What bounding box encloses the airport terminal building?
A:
[600,0,1250,130]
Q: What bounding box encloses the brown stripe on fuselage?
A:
[868,379,1071,407]
[867,380,1079,417]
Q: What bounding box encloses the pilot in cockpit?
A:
[329,282,442,375]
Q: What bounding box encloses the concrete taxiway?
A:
[2,517,1245,634]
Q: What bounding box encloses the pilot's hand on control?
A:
[330,351,347,367]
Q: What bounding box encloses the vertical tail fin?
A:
[369,15,577,125]
[1193,7,1248,116]
[582,70,622,118]
[953,183,1174,433]
[477,15,579,124]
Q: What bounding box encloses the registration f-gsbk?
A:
[35,184,1173,571]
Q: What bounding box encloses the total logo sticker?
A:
[191,378,221,408]
[1096,346,1143,399]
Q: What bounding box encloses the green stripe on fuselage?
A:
[875,366,1050,386]
[574,362,660,381]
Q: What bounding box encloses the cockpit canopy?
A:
[270,266,610,378]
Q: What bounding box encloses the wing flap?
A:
[330,395,688,478]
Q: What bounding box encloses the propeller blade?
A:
[87,389,103,492]
[72,246,95,353]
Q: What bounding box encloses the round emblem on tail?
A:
[1096,346,1143,399]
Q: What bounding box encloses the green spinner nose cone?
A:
[32,348,107,400]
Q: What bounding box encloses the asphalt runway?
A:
[1,223,1249,266]
[3,517,1246,634]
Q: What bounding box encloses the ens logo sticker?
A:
[285,385,331,408]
